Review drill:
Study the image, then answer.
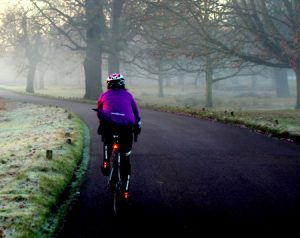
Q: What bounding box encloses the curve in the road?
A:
[2,89,300,237]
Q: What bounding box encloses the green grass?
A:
[0,99,87,238]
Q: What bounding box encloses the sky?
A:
[0,0,30,11]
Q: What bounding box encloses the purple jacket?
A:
[97,89,140,126]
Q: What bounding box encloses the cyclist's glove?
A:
[134,120,142,135]
[97,120,103,135]
[97,125,102,135]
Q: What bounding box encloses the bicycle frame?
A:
[108,135,121,191]
[107,134,129,214]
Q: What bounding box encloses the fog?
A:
[0,0,298,110]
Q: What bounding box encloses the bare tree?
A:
[31,0,105,100]
[30,0,148,99]
[140,0,300,107]
[201,0,300,108]
[126,4,178,98]
[105,0,151,73]
[0,6,46,93]
[140,0,255,107]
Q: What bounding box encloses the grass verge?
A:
[0,99,89,238]
[141,103,300,144]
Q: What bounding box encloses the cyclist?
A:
[96,73,141,190]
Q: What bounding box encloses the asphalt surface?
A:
[2,89,300,237]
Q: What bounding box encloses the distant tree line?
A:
[0,0,299,108]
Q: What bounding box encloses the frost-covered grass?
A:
[0,98,85,238]
[0,85,84,99]
[134,89,296,110]
[144,104,300,143]
[0,85,94,104]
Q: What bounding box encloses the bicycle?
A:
[93,109,138,214]
[106,132,130,214]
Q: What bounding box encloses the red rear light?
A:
[124,192,129,199]
[113,143,119,150]
[103,161,108,168]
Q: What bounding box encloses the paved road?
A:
[2,89,300,237]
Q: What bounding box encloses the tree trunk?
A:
[38,68,46,89]
[295,61,300,109]
[84,50,102,100]
[34,74,38,89]
[26,61,36,93]
[273,68,290,97]
[25,43,38,94]
[205,59,213,108]
[84,0,104,100]
[23,16,38,94]
[107,0,124,74]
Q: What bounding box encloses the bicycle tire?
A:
[111,150,122,214]
[113,184,121,214]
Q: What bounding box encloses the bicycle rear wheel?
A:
[109,146,130,214]
[110,150,122,214]
[113,184,122,214]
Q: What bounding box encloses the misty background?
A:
[0,0,298,110]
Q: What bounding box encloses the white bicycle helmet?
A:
[106,73,125,88]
